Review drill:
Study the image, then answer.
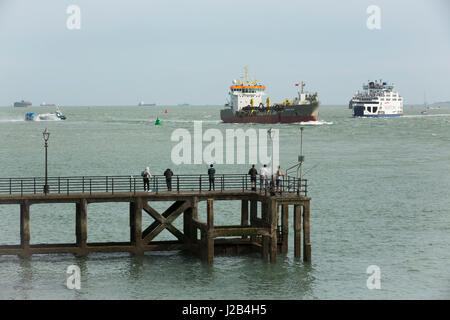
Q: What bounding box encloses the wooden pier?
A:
[0,175,311,263]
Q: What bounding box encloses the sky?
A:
[0,0,449,106]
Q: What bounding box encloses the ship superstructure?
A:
[349,80,403,117]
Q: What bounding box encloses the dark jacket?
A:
[248,167,257,178]
[208,167,216,177]
[164,169,173,180]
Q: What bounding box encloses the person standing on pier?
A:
[208,164,216,191]
[260,164,269,192]
[141,167,152,192]
[164,168,174,191]
[276,165,284,193]
[248,164,258,191]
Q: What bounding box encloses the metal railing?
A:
[0,174,308,197]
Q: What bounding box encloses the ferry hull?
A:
[220,102,319,124]
[353,105,402,117]
[353,114,402,118]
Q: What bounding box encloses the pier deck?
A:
[0,175,311,263]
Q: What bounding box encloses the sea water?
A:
[0,105,449,299]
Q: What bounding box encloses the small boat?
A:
[421,110,427,115]
[25,107,66,121]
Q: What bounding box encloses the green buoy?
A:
[155,117,162,126]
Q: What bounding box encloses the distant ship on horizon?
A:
[14,100,32,108]
[40,102,56,107]
[138,101,156,106]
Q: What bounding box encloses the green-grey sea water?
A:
[0,105,449,299]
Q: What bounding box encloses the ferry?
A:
[25,107,66,121]
[349,80,403,117]
[220,68,319,124]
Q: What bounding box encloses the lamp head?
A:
[43,128,50,142]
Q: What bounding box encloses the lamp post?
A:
[298,127,305,196]
[267,128,275,195]
[43,128,50,194]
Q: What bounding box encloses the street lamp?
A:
[267,128,275,194]
[298,127,305,196]
[43,128,50,194]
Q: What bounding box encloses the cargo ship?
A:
[220,68,319,124]
[14,100,32,108]
[349,80,403,117]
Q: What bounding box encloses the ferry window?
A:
[367,107,372,112]
[373,107,378,113]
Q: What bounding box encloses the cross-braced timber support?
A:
[0,191,311,263]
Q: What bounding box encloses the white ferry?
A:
[349,80,403,117]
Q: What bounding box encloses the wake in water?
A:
[0,117,25,122]
[402,114,450,118]
[295,120,333,125]
[163,119,222,124]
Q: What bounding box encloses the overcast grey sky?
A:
[0,0,449,106]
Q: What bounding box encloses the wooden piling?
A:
[241,200,248,239]
[269,199,278,263]
[204,198,214,263]
[76,199,88,256]
[281,204,289,254]
[261,200,270,262]
[19,201,30,258]
[303,201,311,262]
[294,204,301,259]
[249,199,258,243]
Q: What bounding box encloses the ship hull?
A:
[14,102,32,108]
[352,105,402,117]
[220,102,319,124]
